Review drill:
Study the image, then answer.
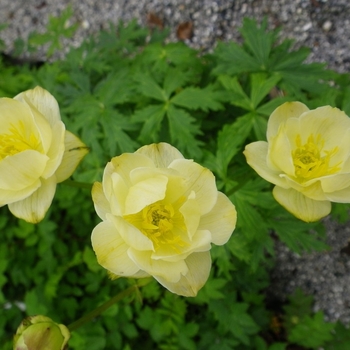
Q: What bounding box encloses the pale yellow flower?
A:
[0,86,88,223]
[13,315,70,350]
[244,101,350,222]
[91,143,236,297]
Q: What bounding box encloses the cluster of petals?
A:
[91,143,237,296]
[0,86,88,223]
[244,101,350,222]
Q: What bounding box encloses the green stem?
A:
[61,179,92,190]
[67,285,137,332]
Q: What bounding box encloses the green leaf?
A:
[167,104,203,158]
[83,246,102,272]
[171,85,224,112]
[94,70,135,106]
[250,73,281,109]
[324,321,350,350]
[163,68,190,98]
[134,73,168,102]
[132,104,166,143]
[196,277,227,302]
[270,217,329,254]
[218,75,252,110]
[25,289,48,315]
[251,113,268,141]
[213,41,261,75]
[100,110,139,155]
[288,311,335,348]
[227,232,251,262]
[240,18,278,69]
[214,113,254,178]
[210,299,260,345]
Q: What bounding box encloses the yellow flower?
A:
[244,101,350,222]
[0,86,88,223]
[91,143,236,297]
[13,315,70,350]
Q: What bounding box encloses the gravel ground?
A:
[1,0,350,323]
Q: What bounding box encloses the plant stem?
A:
[67,285,137,332]
[61,179,92,190]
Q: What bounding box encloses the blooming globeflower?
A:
[244,101,350,222]
[0,86,88,223]
[91,143,237,297]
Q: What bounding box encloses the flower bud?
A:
[13,315,70,350]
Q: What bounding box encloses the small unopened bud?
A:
[13,315,70,350]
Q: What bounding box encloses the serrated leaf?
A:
[132,104,166,143]
[94,70,134,106]
[227,232,251,262]
[134,72,168,102]
[252,113,268,141]
[100,110,139,155]
[324,321,350,350]
[271,44,310,71]
[163,68,190,98]
[250,73,281,109]
[215,113,254,178]
[171,85,224,112]
[167,104,203,158]
[213,41,261,75]
[240,18,277,69]
[270,217,329,254]
[210,299,260,345]
[218,75,252,110]
[288,311,335,348]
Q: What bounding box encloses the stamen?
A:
[124,199,187,252]
[0,121,41,160]
[292,133,341,181]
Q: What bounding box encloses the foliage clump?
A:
[1,10,350,350]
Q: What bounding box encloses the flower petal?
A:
[244,141,288,188]
[169,159,217,215]
[0,150,48,191]
[273,186,331,222]
[41,121,65,179]
[0,98,36,132]
[324,185,350,203]
[14,86,62,127]
[269,125,295,176]
[152,229,212,262]
[320,173,350,193]
[91,220,140,277]
[128,249,188,283]
[109,214,153,251]
[298,106,350,152]
[154,251,211,297]
[179,196,201,239]
[266,101,309,140]
[199,191,237,245]
[91,182,111,220]
[136,142,184,168]
[8,176,57,223]
[125,175,168,215]
[55,130,89,183]
[0,180,41,206]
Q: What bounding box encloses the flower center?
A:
[292,134,340,181]
[124,200,187,252]
[0,121,41,160]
